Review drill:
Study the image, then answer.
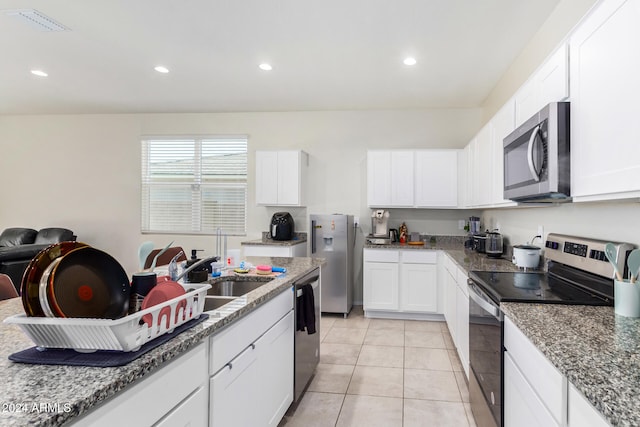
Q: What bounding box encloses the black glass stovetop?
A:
[469,270,614,306]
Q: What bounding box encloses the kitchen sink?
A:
[203,296,236,311]
[207,277,274,297]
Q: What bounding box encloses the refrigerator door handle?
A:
[311,220,317,254]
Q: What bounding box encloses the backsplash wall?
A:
[482,201,640,248]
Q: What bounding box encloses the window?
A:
[141,136,247,235]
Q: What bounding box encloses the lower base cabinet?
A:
[71,342,208,427]
[568,384,611,427]
[209,289,294,427]
[442,253,469,378]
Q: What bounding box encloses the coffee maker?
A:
[371,210,390,236]
[366,210,391,245]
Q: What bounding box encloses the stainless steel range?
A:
[467,233,635,427]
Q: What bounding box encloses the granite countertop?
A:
[241,232,307,247]
[0,256,324,427]
[502,303,640,427]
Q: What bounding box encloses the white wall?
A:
[0,109,482,292]
[483,202,640,248]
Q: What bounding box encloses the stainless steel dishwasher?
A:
[293,268,320,402]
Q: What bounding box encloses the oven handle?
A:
[468,281,501,319]
[527,125,541,182]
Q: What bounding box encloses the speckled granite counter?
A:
[502,303,640,427]
[0,256,324,427]
[241,232,307,247]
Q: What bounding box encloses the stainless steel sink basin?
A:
[207,277,273,297]
[203,296,236,311]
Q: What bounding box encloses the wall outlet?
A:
[537,225,544,240]
[458,220,465,230]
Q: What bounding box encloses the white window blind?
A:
[141,136,247,235]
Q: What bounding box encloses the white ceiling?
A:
[0,0,561,115]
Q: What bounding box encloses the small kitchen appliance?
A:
[270,212,295,241]
[366,210,391,245]
[503,102,570,202]
[467,233,635,427]
[473,233,487,253]
[485,231,504,258]
[512,244,542,270]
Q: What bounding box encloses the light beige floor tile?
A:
[443,330,456,349]
[320,343,361,365]
[405,330,447,348]
[368,318,405,330]
[320,316,337,330]
[319,326,330,342]
[441,322,453,334]
[364,328,405,346]
[405,320,443,332]
[356,345,404,368]
[332,316,371,329]
[336,395,403,427]
[404,399,470,427]
[464,402,478,427]
[455,370,470,403]
[347,365,404,398]
[307,364,355,394]
[323,326,367,345]
[449,349,464,372]
[404,369,462,401]
[404,347,453,371]
[283,392,345,427]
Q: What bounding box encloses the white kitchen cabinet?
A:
[504,352,561,427]
[414,150,458,208]
[71,343,208,427]
[211,311,294,427]
[490,99,518,207]
[400,261,438,313]
[514,44,568,127]
[363,249,440,317]
[568,384,611,427]
[367,150,414,207]
[455,269,469,379]
[256,150,308,206]
[367,150,458,208]
[443,263,457,340]
[363,250,400,311]
[457,145,471,208]
[209,289,294,427]
[504,317,566,426]
[242,242,307,258]
[473,124,493,207]
[569,0,640,202]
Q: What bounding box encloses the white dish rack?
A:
[4,283,211,352]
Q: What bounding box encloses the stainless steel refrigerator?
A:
[310,214,354,317]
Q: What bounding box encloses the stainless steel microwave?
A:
[503,102,570,202]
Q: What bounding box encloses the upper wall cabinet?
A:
[415,150,458,208]
[490,99,518,207]
[367,150,458,208]
[255,150,308,206]
[367,150,414,207]
[515,44,569,127]
[569,0,640,202]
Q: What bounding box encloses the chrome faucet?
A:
[175,255,219,282]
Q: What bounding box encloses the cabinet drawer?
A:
[456,267,468,297]
[401,250,436,264]
[568,384,610,427]
[155,386,209,427]
[364,249,399,263]
[444,253,456,275]
[504,317,565,425]
[210,288,293,375]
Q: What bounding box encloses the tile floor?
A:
[279,306,477,427]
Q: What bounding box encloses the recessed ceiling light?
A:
[30,69,48,77]
[154,66,169,73]
[259,63,272,71]
[403,57,417,66]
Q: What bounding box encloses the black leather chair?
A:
[0,227,76,293]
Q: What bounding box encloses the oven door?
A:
[468,281,503,427]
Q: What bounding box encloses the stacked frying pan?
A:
[21,242,130,319]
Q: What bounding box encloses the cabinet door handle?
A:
[227,362,233,370]
[251,343,256,350]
